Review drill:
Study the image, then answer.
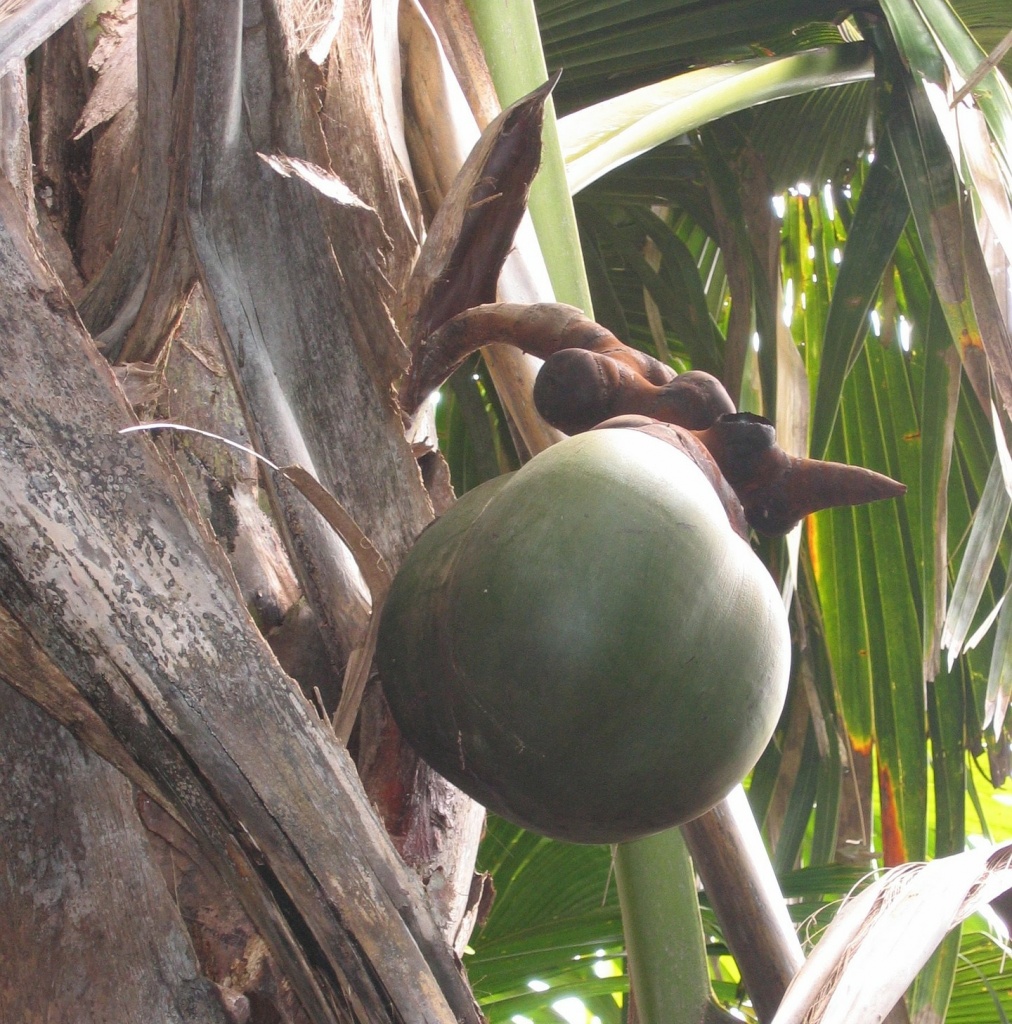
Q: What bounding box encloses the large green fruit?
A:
[377,428,790,843]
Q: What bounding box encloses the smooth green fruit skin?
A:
[378,428,790,844]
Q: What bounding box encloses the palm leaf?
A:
[539,0,861,111]
[558,45,873,194]
[809,151,911,461]
[770,843,1012,1024]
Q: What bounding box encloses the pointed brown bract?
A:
[774,456,908,528]
[697,413,907,535]
[404,76,560,362]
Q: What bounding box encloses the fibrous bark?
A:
[179,0,493,941]
[0,0,91,69]
[12,0,491,956]
[0,680,231,1024]
[185,0,429,660]
[0,62,33,218]
[0,174,481,1024]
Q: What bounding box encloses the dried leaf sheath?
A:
[404,75,561,349]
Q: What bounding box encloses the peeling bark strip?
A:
[399,1,562,459]
[0,180,481,1024]
[75,0,196,362]
[316,0,424,383]
[0,602,179,814]
[0,0,91,71]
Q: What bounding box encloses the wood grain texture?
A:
[0,0,90,72]
[76,0,195,361]
[0,175,480,1024]
[185,0,432,659]
[0,680,231,1024]
[0,62,32,216]
[318,0,423,376]
[180,0,487,941]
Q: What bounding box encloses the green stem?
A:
[614,828,713,1024]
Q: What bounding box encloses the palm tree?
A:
[2,1,1012,1022]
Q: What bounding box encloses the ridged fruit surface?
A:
[377,428,790,843]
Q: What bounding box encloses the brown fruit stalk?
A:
[404,301,734,423]
[405,301,906,536]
